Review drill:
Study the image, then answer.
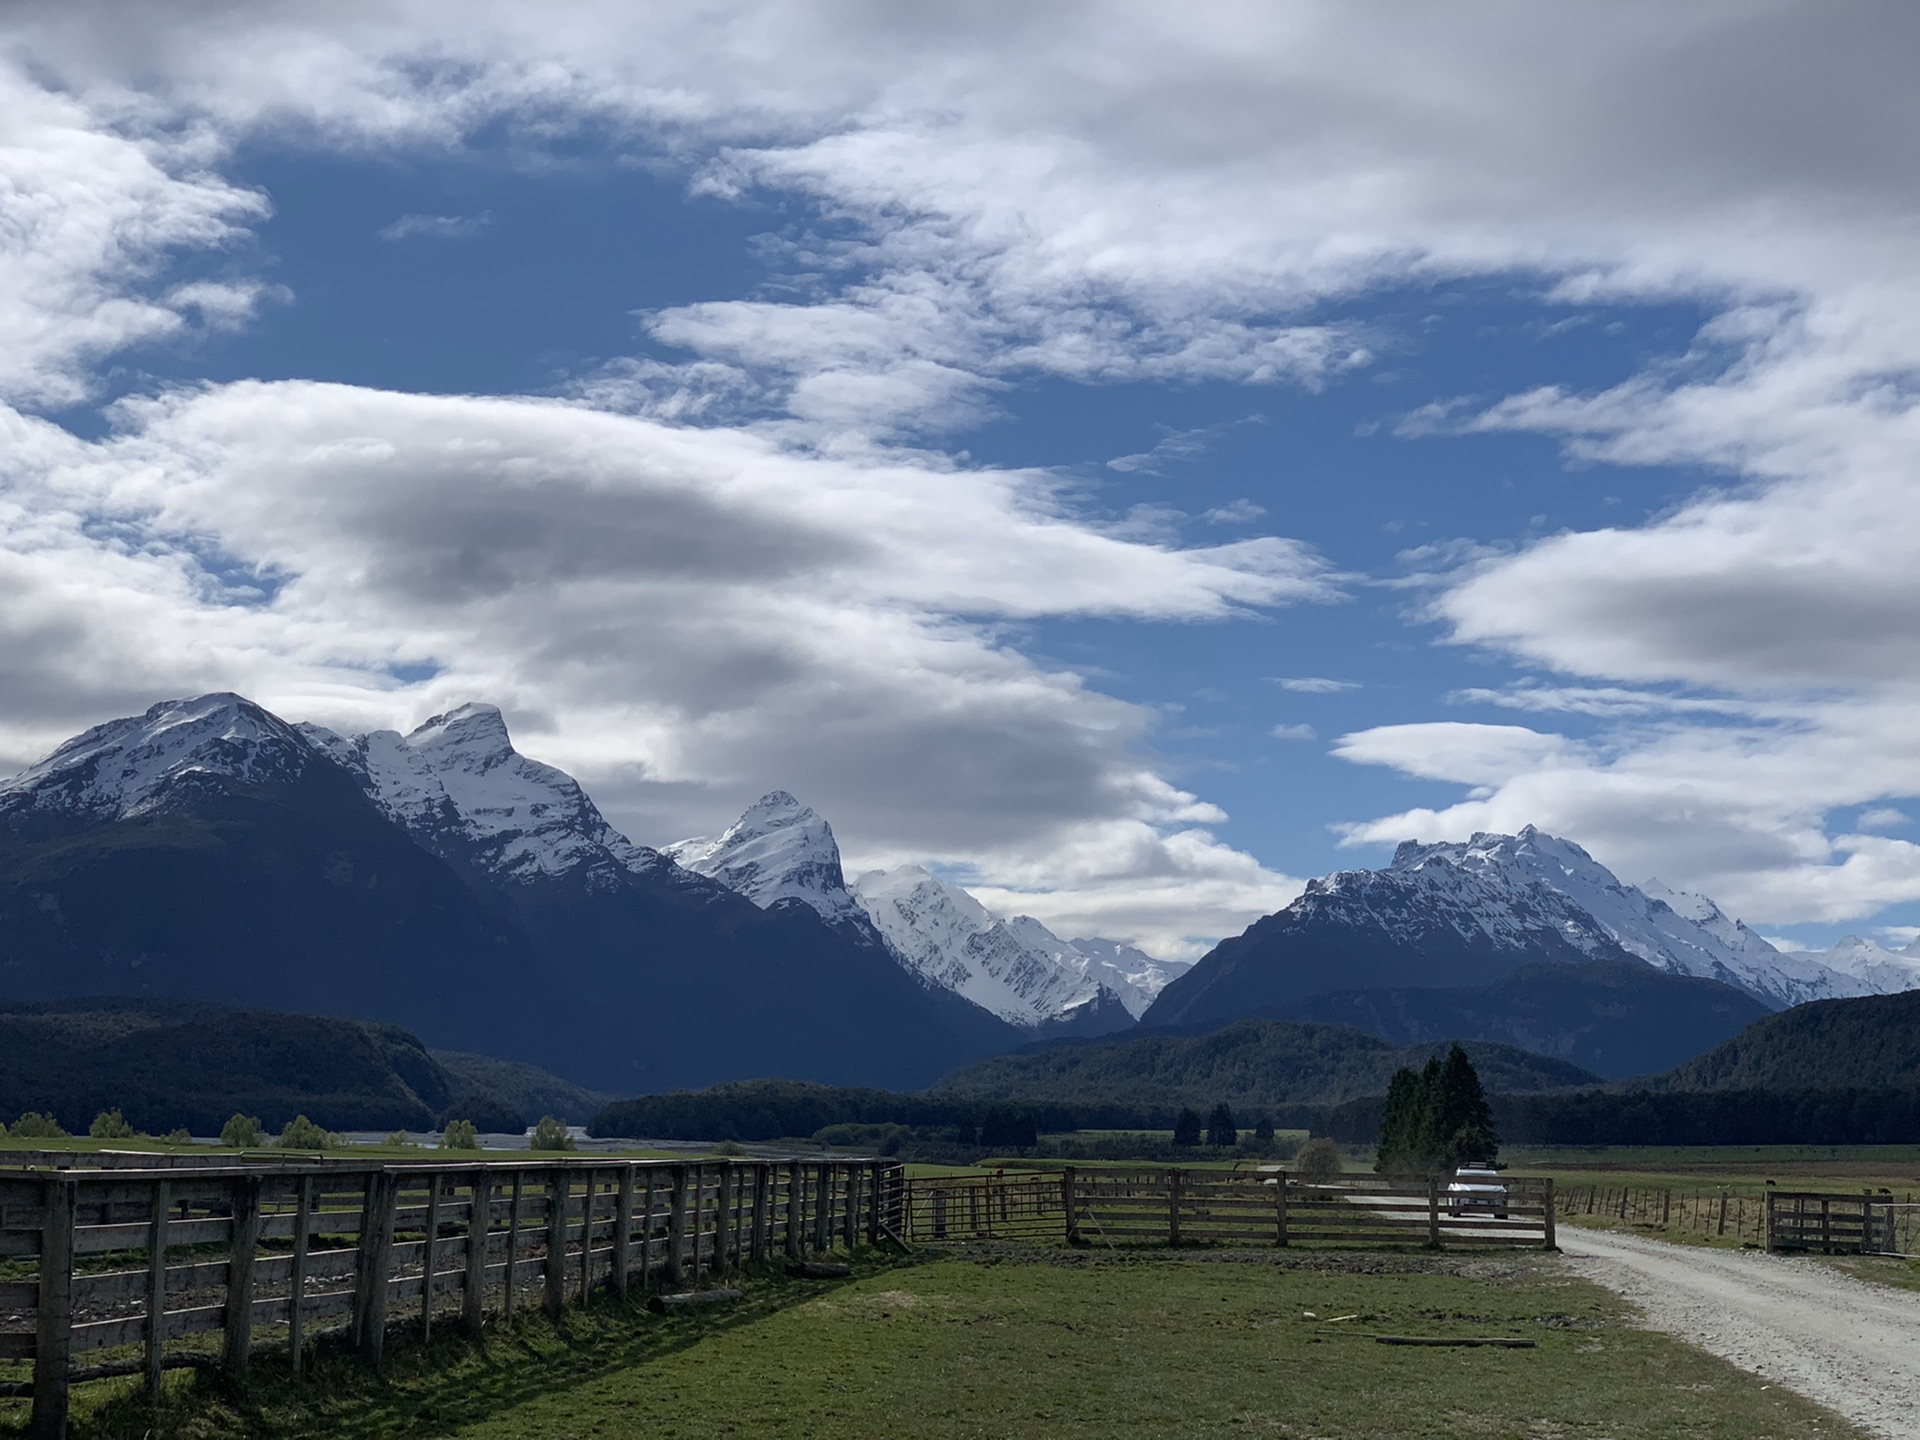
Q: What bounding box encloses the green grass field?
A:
[34,1247,1864,1440]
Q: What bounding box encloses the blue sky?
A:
[4,3,1919,957]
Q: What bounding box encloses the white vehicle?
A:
[1447,1164,1509,1218]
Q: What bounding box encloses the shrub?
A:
[1295,1136,1345,1182]
[220,1113,266,1148]
[278,1115,333,1150]
[89,1108,135,1140]
[441,1119,480,1151]
[165,1127,193,1144]
[12,1112,66,1139]
[1207,1103,1238,1148]
[383,1131,416,1149]
[529,1115,575,1152]
[1172,1108,1203,1147]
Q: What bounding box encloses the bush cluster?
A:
[529,1115,575,1152]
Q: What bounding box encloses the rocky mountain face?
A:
[666,793,1190,1032]
[1146,826,1916,1032]
[0,695,1019,1093]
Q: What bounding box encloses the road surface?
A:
[1560,1225,1920,1439]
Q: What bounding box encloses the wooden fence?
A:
[0,1155,904,1439]
[902,1169,1556,1250]
[1559,1184,1768,1244]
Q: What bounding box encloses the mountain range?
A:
[0,694,1016,1093]
[5,693,1917,1103]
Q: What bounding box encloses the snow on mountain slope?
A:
[1802,935,1920,994]
[664,792,869,931]
[1380,828,1870,1008]
[300,704,662,887]
[0,693,320,819]
[1069,937,1193,1011]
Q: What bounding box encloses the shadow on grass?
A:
[38,1249,930,1440]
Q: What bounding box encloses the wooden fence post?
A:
[146,1178,172,1398]
[356,1171,399,1365]
[1764,1190,1775,1253]
[223,1176,262,1383]
[503,1172,523,1320]
[785,1162,802,1259]
[465,1170,490,1336]
[815,1164,832,1253]
[30,1176,74,1440]
[1543,1179,1556,1250]
[1276,1172,1288,1248]
[752,1165,771,1262]
[422,1173,442,1341]
[1168,1169,1182,1248]
[1062,1167,1079,1245]
[867,1162,883,1248]
[843,1166,860,1251]
[639,1169,658,1290]
[667,1165,688,1287]
[689,1165,707,1276]
[614,1168,635,1300]
[579,1170,597,1305]
[544,1169,568,1319]
[1717,1191,1729,1237]
[289,1175,312,1377]
[1427,1177,1441,1249]
[714,1164,733,1275]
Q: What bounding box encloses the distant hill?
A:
[929,1019,1602,1113]
[1653,988,1920,1092]
[0,998,461,1134]
[432,1050,610,1125]
[1258,960,1771,1081]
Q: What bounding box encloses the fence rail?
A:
[902,1169,1555,1251]
[0,1155,903,1439]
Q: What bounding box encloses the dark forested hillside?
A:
[1654,988,1920,1092]
[1259,960,1771,1080]
[928,1019,1601,1113]
[0,998,465,1134]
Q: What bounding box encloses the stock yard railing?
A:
[0,1155,905,1439]
[902,1168,1556,1250]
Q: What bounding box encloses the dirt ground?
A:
[1560,1226,1920,1440]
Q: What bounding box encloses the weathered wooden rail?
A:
[0,1155,903,1439]
[902,1169,1556,1250]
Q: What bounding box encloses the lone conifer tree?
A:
[1172,1108,1203,1146]
[1374,1043,1498,1174]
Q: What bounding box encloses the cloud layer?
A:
[4,2,1920,937]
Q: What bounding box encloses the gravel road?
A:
[1560,1226,1920,1438]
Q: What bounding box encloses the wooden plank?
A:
[0,1332,33,1361]
[290,1174,313,1379]
[0,1280,36,1308]
[668,1166,688,1287]
[543,1170,568,1319]
[224,1176,262,1381]
[503,1173,523,1321]
[465,1171,490,1337]
[421,1174,442,1342]
[75,1217,231,1255]
[145,1178,170,1400]
[31,1178,74,1440]
[354,1173,398,1364]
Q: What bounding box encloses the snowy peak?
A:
[0,694,319,819]
[303,703,656,886]
[665,791,865,928]
[1807,935,1920,993]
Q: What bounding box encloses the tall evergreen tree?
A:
[1207,1102,1237,1147]
[1172,1108,1203,1146]
[1374,1044,1499,1174]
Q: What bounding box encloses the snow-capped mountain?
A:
[664,791,870,933]
[300,703,662,888]
[666,792,1185,1028]
[1801,934,1920,994]
[0,695,1022,1093]
[1147,824,1915,1030]
[0,693,322,819]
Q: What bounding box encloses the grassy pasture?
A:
[26,1247,1864,1440]
[1503,1143,1920,1195]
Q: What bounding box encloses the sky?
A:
[3,1,1920,958]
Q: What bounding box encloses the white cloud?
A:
[5,2,1920,935]
[377,210,493,241]
[1269,723,1316,742]
[0,379,1324,951]
[1860,808,1911,831]
[1202,499,1267,525]
[1276,676,1359,694]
